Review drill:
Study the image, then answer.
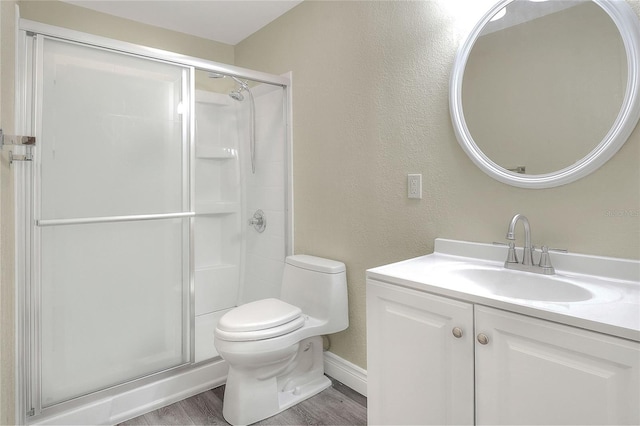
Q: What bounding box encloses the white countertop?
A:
[367,239,640,342]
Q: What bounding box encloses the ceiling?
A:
[62,0,303,45]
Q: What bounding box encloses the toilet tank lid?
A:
[285,255,345,274]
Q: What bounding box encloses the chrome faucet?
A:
[502,214,566,275]
[506,213,534,266]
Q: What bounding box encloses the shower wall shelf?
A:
[196,262,238,272]
[195,202,240,215]
[196,146,237,159]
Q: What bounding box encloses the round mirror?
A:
[450,0,640,188]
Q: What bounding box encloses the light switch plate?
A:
[408,174,422,199]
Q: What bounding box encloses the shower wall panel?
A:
[192,83,289,360]
[193,90,241,362]
[240,84,288,304]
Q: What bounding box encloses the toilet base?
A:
[221,336,330,425]
[277,373,331,412]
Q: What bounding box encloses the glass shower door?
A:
[33,37,192,407]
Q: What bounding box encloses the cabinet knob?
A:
[452,327,463,338]
[477,333,489,345]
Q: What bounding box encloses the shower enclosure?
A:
[14,20,291,425]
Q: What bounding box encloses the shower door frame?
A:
[14,19,293,425]
[21,29,196,420]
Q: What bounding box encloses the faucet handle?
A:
[537,245,567,274]
[494,241,518,264]
[538,246,553,269]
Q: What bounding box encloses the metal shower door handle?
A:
[249,209,266,233]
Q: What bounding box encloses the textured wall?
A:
[235,0,640,369]
[18,0,234,65]
[0,1,16,423]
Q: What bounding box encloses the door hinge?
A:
[27,408,35,417]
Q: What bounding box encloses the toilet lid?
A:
[215,298,305,342]
[217,298,302,333]
[215,315,306,342]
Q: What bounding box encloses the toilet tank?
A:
[280,255,348,333]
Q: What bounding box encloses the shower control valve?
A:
[249,209,267,233]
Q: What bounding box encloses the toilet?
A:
[214,255,349,425]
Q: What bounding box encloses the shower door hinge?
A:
[27,408,35,417]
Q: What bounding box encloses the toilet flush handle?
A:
[249,209,267,233]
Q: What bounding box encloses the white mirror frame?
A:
[450,0,640,189]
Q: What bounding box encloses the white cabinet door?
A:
[367,280,474,425]
[475,306,640,425]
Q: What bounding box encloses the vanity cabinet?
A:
[367,279,640,425]
[367,280,475,425]
[475,305,639,425]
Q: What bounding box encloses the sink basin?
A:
[445,265,593,302]
[367,239,639,344]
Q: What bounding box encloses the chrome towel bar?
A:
[37,212,196,227]
[0,128,36,147]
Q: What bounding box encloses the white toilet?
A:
[213,255,349,425]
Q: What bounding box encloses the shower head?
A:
[229,90,245,101]
[229,76,250,101]
[205,72,249,101]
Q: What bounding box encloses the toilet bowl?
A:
[214,255,348,425]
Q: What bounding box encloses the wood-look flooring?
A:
[118,377,367,426]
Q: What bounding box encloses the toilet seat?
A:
[215,298,305,342]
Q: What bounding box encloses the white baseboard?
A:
[323,351,367,397]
